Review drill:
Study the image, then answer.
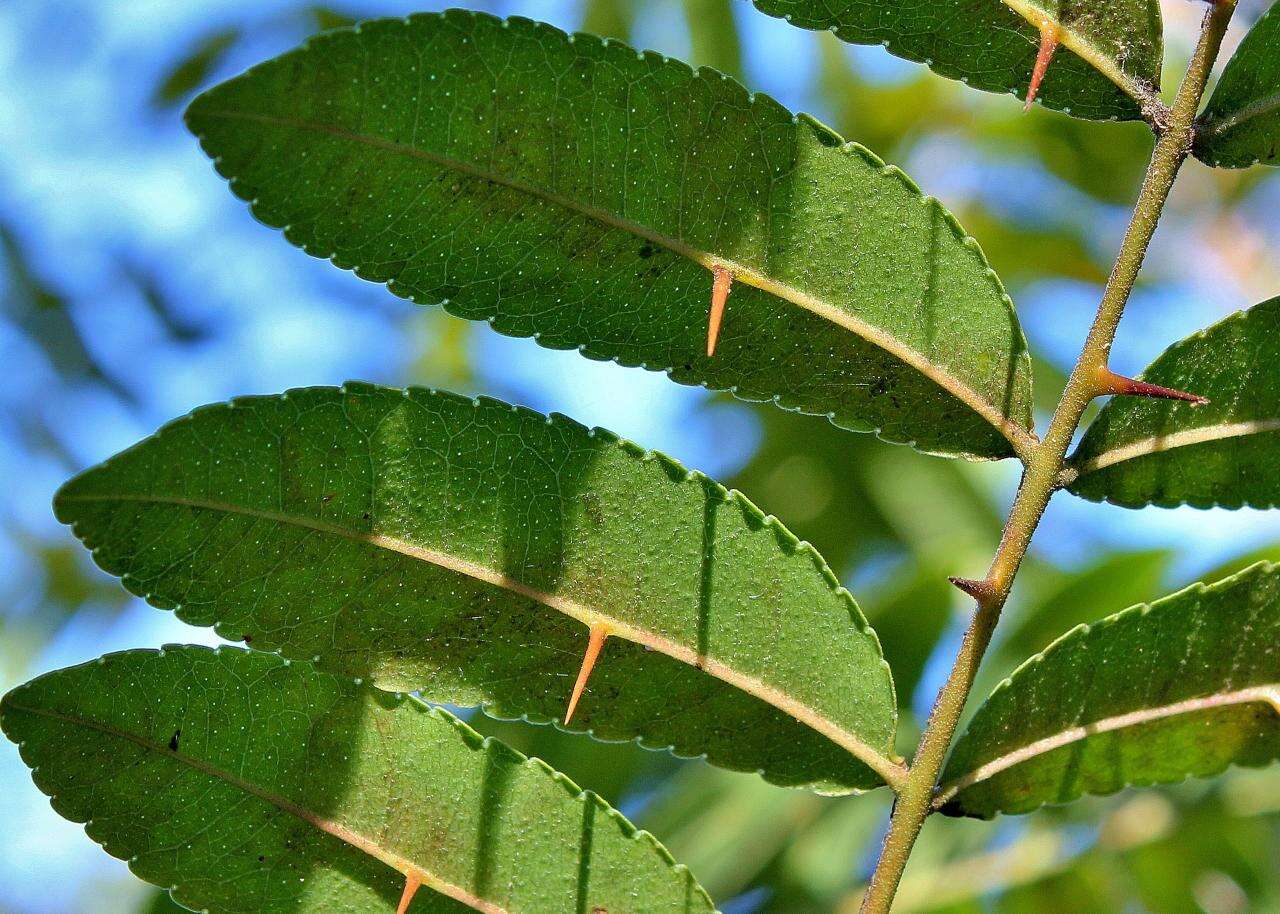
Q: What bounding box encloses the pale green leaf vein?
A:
[196,109,1036,460]
[6,700,507,914]
[934,684,1280,808]
[60,491,908,789]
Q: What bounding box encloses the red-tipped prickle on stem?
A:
[1025,21,1060,111]
[564,625,610,725]
[398,874,422,914]
[949,576,996,604]
[1098,368,1209,405]
[707,266,733,357]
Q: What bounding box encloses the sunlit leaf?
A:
[1068,298,1280,509]
[995,549,1173,664]
[55,384,901,793]
[185,11,1035,460]
[939,563,1280,819]
[750,0,1163,121]
[1194,1,1280,168]
[2,646,715,914]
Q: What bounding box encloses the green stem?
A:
[858,5,1237,911]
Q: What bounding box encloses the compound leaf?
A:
[1195,1,1280,168]
[2,645,715,914]
[185,10,1035,460]
[750,0,1163,121]
[939,563,1280,819]
[54,384,902,794]
[1067,298,1280,509]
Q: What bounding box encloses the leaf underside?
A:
[941,563,1280,819]
[1069,298,1280,509]
[1195,0,1280,168]
[54,384,900,794]
[1,646,716,914]
[185,10,1034,460]
[750,0,1162,121]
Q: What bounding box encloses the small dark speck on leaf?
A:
[321,493,334,504]
[638,244,655,259]
[168,729,181,751]
[243,634,253,644]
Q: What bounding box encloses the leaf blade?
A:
[185,10,1034,460]
[1067,298,1280,509]
[749,0,1163,121]
[55,384,901,793]
[2,646,716,914]
[1195,1,1280,168]
[939,563,1280,819]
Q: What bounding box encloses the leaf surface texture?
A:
[55,384,900,793]
[2,646,715,913]
[1069,298,1280,508]
[940,564,1280,818]
[1195,1,1280,168]
[185,11,1035,459]
[750,0,1163,121]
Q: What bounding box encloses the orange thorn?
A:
[707,265,733,357]
[1024,21,1060,112]
[397,874,422,914]
[1098,368,1209,405]
[564,625,610,725]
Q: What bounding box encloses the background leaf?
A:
[1195,0,1280,168]
[54,384,900,793]
[939,563,1280,819]
[185,10,1034,460]
[749,0,1163,121]
[1068,298,1280,509]
[2,645,714,914]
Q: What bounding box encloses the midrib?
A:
[196,109,1034,460]
[4,700,506,914]
[61,491,906,788]
[1070,418,1280,478]
[1199,91,1280,137]
[934,684,1280,807]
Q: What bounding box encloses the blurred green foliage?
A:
[3,3,1275,912]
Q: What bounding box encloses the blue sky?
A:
[1,2,1277,911]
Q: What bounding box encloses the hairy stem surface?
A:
[858,4,1238,911]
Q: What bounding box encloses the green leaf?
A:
[185,10,1035,460]
[749,0,1163,121]
[1194,1,1280,168]
[54,384,902,794]
[938,563,1280,819]
[152,28,241,109]
[2,646,714,914]
[1067,298,1280,509]
[996,549,1173,664]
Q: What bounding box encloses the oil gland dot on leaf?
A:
[706,265,734,358]
[1024,20,1060,112]
[564,624,611,725]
